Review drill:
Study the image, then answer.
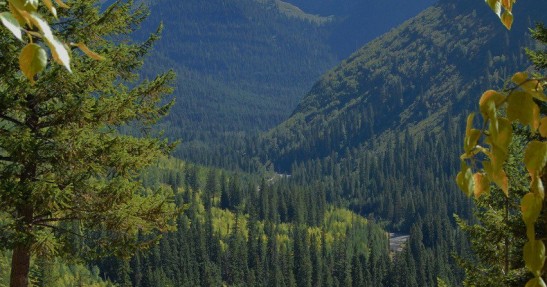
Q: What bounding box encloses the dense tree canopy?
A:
[0,0,177,286]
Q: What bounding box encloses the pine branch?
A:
[32,216,79,224]
[0,113,24,126]
[33,222,92,240]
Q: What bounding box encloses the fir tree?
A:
[0,1,177,286]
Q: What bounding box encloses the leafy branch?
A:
[457,71,547,287]
[0,0,102,84]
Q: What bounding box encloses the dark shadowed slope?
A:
[262,0,546,171]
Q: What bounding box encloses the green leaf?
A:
[524,240,546,277]
[524,141,547,175]
[0,12,23,41]
[507,91,540,130]
[521,193,543,227]
[19,43,47,83]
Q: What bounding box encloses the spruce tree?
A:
[0,1,177,286]
[526,24,547,70]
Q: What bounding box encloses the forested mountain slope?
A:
[139,0,336,141]
[249,1,547,284]
[262,0,546,171]
[136,0,437,163]
[286,0,436,57]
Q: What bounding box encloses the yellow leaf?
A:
[483,161,508,196]
[525,277,547,287]
[486,117,512,182]
[524,141,547,175]
[19,43,47,83]
[501,10,513,30]
[456,161,474,197]
[485,0,501,17]
[521,193,543,226]
[72,42,105,60]
[48,39,71,72]
[501,0,512,10]
[43,0,57,18]
[473,173,490,198]
[512,72,528,85]
[464,129,481,154]
[515,77,547,102]
[479,90,504,118]
[465,113,475,135]
[8,2,30,26]
[464,113,478,154]
[507,91,540,130]
[540,117,547,138]
[523,240,546,276]
[492,117,512,149]
[27,11,52,38]
[28,12,71,72]
[9,0,37,12]
[531,175,545,200]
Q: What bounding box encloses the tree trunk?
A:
[10,243,31,287]
[10,95,38,287]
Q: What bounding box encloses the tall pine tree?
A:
[0,1,177,286]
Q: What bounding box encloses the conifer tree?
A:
[0,1,177,286]
[293,225,312,287]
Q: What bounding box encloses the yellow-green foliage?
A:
[0,251,10,287]
[145,158,378,259]
[211,208,248,239]
[0,252,114,287]
[323,207,367,236]
[209,206,371,254]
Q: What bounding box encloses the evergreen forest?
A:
[0,0,546,286]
